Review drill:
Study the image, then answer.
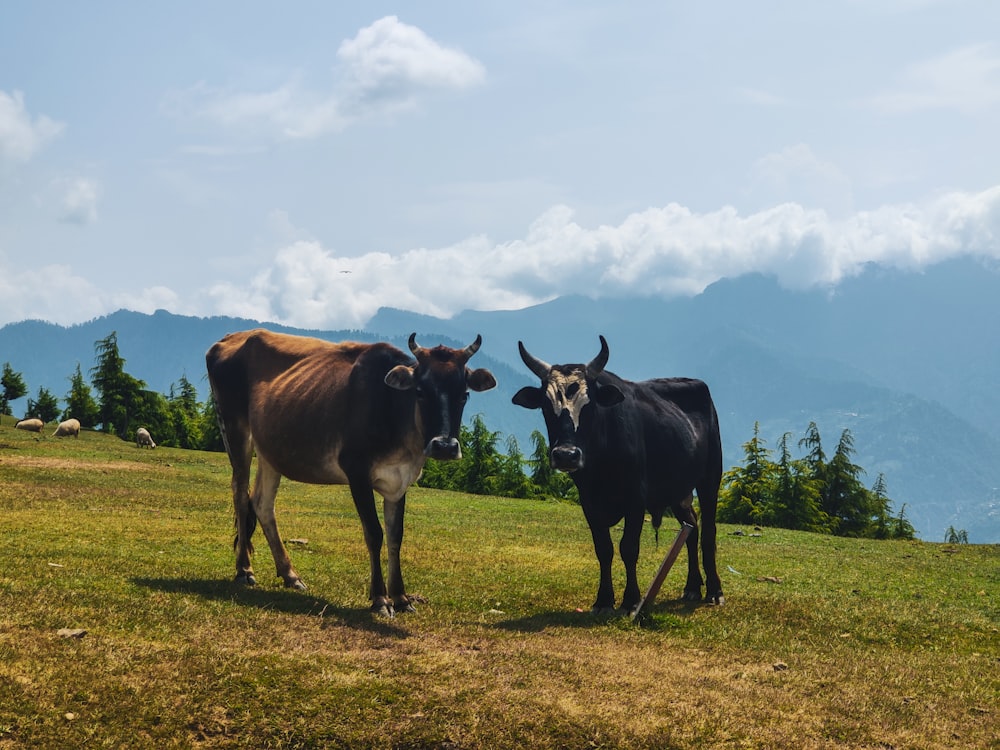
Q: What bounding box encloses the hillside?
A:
[2,260,999,541]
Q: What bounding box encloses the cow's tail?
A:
[650,509,665,547]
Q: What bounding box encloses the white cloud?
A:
[164,16,484,141]
[336,15,486,114]
[57,177,100,224]
[196,186,1000,330]
[0,90,64,162]
[868,44,1000,114]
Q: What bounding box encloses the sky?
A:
[2,1,1000,330]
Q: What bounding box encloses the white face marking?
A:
[546,370,590,430]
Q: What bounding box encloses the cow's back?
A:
[585,373,720,514]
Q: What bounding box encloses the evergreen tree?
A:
[493,436,533,498]
[167,375,203,449]
[26,387,60,424]
[944,526,969,544]
[63,363,100,426]
[824,429,875,536]
[90,331,146,439]
[1,362,27,416]
[461,414,501,495]
[719,422,775,524]
[197,397,225,452]
[770,432,827,532]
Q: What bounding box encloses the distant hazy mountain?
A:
[2,258,998,542]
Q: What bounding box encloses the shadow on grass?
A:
[495,597,704,633]
[131,576,407,637]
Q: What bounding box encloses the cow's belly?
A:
[252,434,424,500]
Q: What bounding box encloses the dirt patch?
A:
[0,455,153,473]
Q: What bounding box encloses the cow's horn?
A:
[408,333,421,355]
[518,341,551,379]
[464,334,483,359]
[586,335,610,377]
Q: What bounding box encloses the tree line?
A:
[4,331,923,539]
[718,421,915,540]
[2,331,222,450]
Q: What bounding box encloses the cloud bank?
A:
[3,187,998,330]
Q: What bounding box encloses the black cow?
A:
[512,336,724,612]
[206,329,496,616]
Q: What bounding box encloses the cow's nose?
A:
[551,444,583,472]
[427,436,461,461]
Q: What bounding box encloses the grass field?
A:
[0,418,997,749]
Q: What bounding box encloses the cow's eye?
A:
[566,382,580,398]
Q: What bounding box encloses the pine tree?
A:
[197,398,225,452]
[823,429,875,536]
[461,414,500,495]
[26,387,60,424]
[719,422,775,524]
[90,331,146,439]
[493,436,533,498]
[1,362,27,416]
[770,432,827,532]
[63,363,100,426]
[168,375,203,449]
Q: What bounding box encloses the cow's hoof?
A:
[284,579,307,591]
[371,599,394,618]
[682,589,702,602]
[235,572,257,586]
[590,605,617,616]
[393,598,417,614]
[707,592,725,606]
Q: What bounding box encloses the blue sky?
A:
[2,1,999,328]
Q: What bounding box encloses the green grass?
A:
[0,417,997,749]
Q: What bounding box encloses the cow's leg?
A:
[349,479,390,616]
[697,481,724,605]
[250,457,304,590]
[583,504,616,613]
[383,494,414,613]
[673,494,703,601]
[618,508,645,613]
[224,423,257,586]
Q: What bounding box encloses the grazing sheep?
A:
[14,418,44,433]
[136,427,156,448]
[53,418,81,438]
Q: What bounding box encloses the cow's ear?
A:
[594,383,625,407]
[467,367,497,392]
[385,365,416,391]
[512,386,545,410]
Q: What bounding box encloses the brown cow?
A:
[14,418,43,433]
[206,329,496,616]
[53,418,81,437]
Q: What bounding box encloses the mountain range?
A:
[2,257,998,542]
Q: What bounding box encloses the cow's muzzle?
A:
[551,444,584,472]
[426,436,462,461]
